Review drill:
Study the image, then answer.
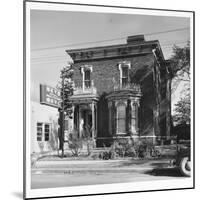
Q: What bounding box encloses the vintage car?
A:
[171,144,191,177]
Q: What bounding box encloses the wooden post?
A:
[91,101,95,147]
[108,101,112,135]
[152,56,161,137]
[79,107,83,138]
[166,75,171,140]
[71,105,75,131]
[95,104,97,138]
[131,101,138,135]
[113,101,116,135]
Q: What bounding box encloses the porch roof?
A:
[106,89,142,101]
[70,93,99,104]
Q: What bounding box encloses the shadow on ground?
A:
[116,160,150,167]
[145,167,183,177]
[116,159,170,168]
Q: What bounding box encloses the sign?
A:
[40,84,61,108]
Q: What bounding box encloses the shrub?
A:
[83,138,93,156]
[68,130,83,156]
[134,140,161,159]
[112,138,135,158]
[98,138,161,160]
[99,151,112,160]
[125,146,137,157]
[111,138,161,159]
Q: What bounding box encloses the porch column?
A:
[81,67,85,91]
[166,75,171,140]
[71,105,75,131]
[95,104,97,137]
[130,100,139,135]
[91,101,96,146]
[108,101,112,135]
[79,107,83,138]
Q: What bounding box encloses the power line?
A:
[161,41,188,48]
[31,27,190,52]
[31,44,188,64]
[31,59,70,65]
[145,27,189,36]
[31,40,188,63]
[31,40,188,60]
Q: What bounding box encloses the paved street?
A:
[31,158,187,189]
[31,169,186,189]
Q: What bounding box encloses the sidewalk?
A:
[32,158,172,175]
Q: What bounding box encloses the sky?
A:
[30,9,190,111]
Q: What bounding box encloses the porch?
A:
[69,83,99,146]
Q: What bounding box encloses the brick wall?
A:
[71,52,169,145]
[73,54,157,136]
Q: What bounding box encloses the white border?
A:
[25,1,194,199]
[27,1,193,17]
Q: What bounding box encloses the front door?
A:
[79,108,92,138]
[83,110,92,138]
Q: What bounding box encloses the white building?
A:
[31,84,59,154]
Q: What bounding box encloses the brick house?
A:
[65,35,171,147]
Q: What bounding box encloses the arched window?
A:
[117,102,126,133]
[81,65,93,90]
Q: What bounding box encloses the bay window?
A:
[116,102,126,134]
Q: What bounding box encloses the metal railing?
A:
[73,81,141,95]
[73,80,97,95]
[114,83,141,93]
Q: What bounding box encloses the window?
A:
[37,122,51,141]
[130,103,139,134]
[122,67,129,86]
[84,70,91,88]
[81,65,93,90]
[117,103,126,133]
[44,124,50,141]
[37,123,43,141]
[131,104,136,128]
[119,61,131,87]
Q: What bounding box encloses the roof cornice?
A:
[66,40,165,63]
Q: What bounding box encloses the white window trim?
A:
[81,65,93,91]
[118,61,131,87]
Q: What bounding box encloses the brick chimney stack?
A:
[127,35,145,44]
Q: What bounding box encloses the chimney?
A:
[127,35,145,44]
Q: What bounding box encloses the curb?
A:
[31,167,156,175]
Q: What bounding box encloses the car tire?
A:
[179,156,191,177]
